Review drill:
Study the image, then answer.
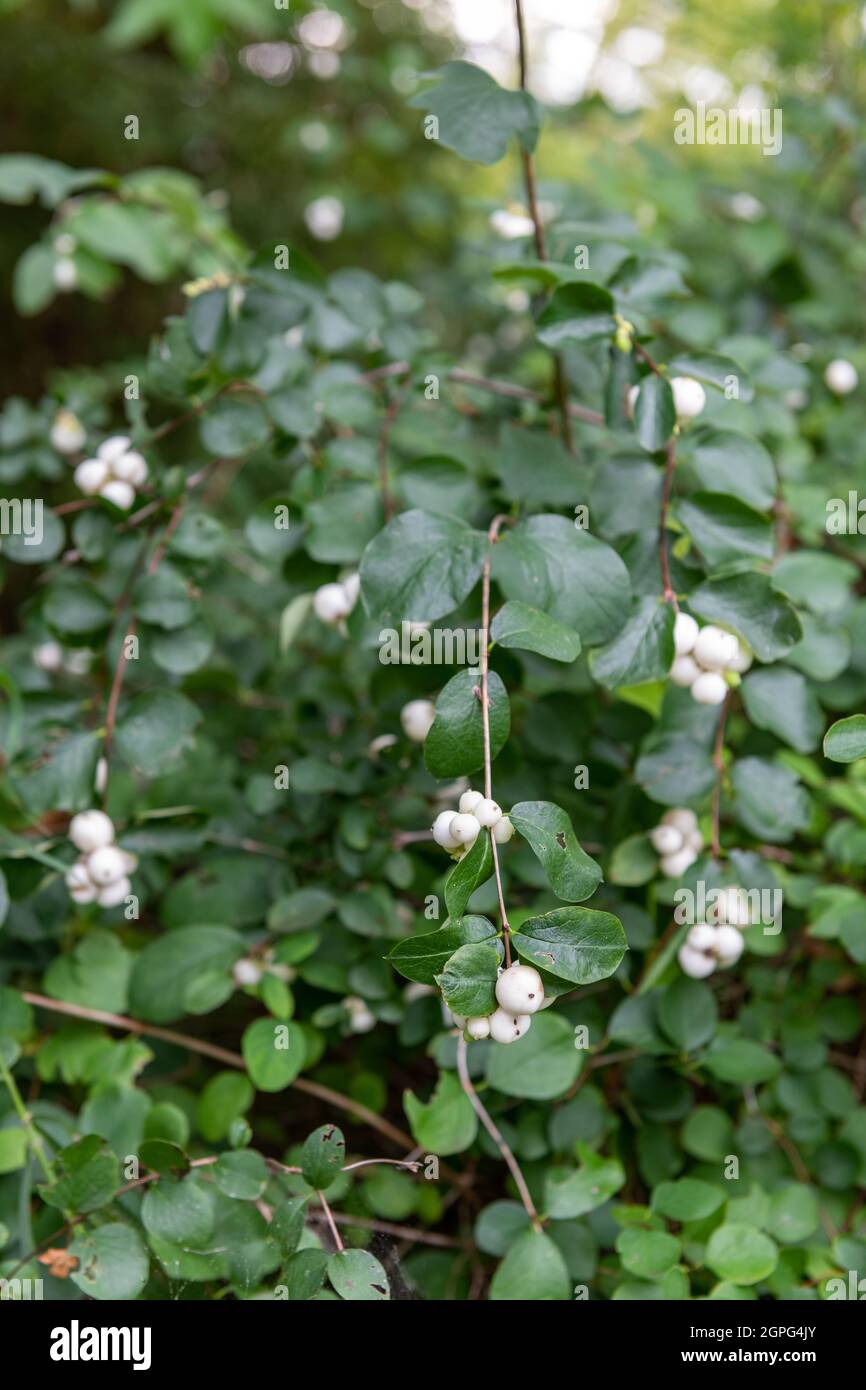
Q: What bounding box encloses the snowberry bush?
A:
[0,2,865,1306]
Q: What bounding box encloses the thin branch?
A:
[480,515,513,965]
[456,1036,541,1232]
[359,363,603,426]
[710,693,731,859]
[0,1051,56,1184]
[659,439,679,608]
[318,1190,345,1252]
[309,1210,468,1250]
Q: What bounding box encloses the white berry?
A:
[99,479,136,510]
[662,808,698,835]
[670,655,700,688]
[34,640,64,673]
[86,845,128,886]
[492,816,514,844]
[678,943,716,978]
[96,876,131,909]
[53,257,77,291]
[693,625,739,672]
[400,698,436,743]
[495,963,544,1015]
[68,810,115,853]
[688,924,718,951]
[673,611,699,656]
[670,376,706,420]
[466,1016,491,1040]
[650,824,683,855]
[344,996,376,1033]
[111,450,148,486]
[65,861,97,903]
[340,572,361,609]
[459,790,484,815]
[474,798,502,829]
[691,671,728,705]
[50,409,86,455]
[715,925,745,965]
[233,959,263,987]
[313,582,352,624]
[727,639,753,674]
[449,813,480,847]
[825,359,858,396]
[97,436,132,463]
[488,1008,532,1044]
[74,458,110,496]
[431,810,460,850]
[660,846,698,879]
[685,828,704,853]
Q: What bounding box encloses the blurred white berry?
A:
[96,876,131,909]
[33,640,64,673]
[489,208,535,240]
[691,671,728,705]
[693,625,739,671]
[673,612,698,655]
[670,655,701,688]
[304,195,344,240]
[99,479,136,511]
[94,757,108,795]
[340,572,360,609]
[488,1008,531,1044]
[466,1016,491,1040]
[65,861,97,904]
[86,845,128,886]
[678,943,716,978]
[400,698,436,743]
[74,458,110,496]
[111,450,148,487]
[50,409,86,455]
[727,639,753,674]
[458,789,484,815]
[53,257,77,291]
[431,810,460,850]
[825,359,858,396]
[68,810,115,853]
[670,376,706,420]
[492,815,515,844]
[343,996,376,1033]
[474,798,502,829]
[662,808,698,836]
[688,924,717,951]
[97,436,132,463]
[715,925,745,965]
[313,582,352,624]
[233,959,263,987]
[495,963,544,1014]
[660,846,698,879]
[449,813,480,847]
[649,824,683,856]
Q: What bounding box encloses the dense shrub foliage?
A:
[0,1,865,1303]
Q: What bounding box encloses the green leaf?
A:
[511,906,627,985]
[444,835,495,922]
[424,668,509,778]
[658,978,718,1052]
[196,1071,254,1143]
[388,915,498,985]
[242,1018,306,1093]
[824,716,866,764]
[200,396,270,456]
[491,515,630,647]
[301,1124,346,1189]
[703,1039,781,1085]
[435,942,499,1017]
[652,1178,724,1222]
[544,1144,625,1218]
[115,689,201,774]
[536,282,617,347]
[142,1175,214,1245]
[360,509,486,625]
[213,1150,269,1201]
[486,1010,582,1100]
[305,484,383,564]
[490,600,581,662]
[129,926,244,1023]
[731,757,811,843]
[39,1135,119,1214]
[69,200,179,280]
[69,1223,149,1300]
[404,1070,477,1155]
[328,1248,390,1301]
[766,1185,819,1244]
[509,801,602,903]
[43,930,133,1014]
[689,573,803,661]
[616,1228,681,1279]
[44,580,112,640]
[133,565,193,630]
[705,1223,778,1286]
[0,1129,28,1174]
[489,1230,571,1301]
[633,375,675,452]
[407,61,539,165]
[591,596,674,689]
[635,732,716,807]
[0,154,106,207]
[13,243,55,315]
[678,492,774,567]
[741,667,823,753]
[686,430,776,511]
[282,1248,328,1300]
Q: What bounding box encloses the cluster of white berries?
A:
[824,359,858,396]
[678,887,753,978]
[649,807,703,880]
[312,572,360,625]
[33,641,92,677]
[431,788,515,859]
[74,436,148,512]
[400,698,436,743]
[457,962,545,1045]
[64,810,136,909]
[628,375,706,425]
[50,408,87,455]
[669,613,751,705]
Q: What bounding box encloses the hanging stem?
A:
[710,694,731,859]
[456,1036,541,1233]
[659,439,679,608]
[0,1052,56,1184]
[480,515,512,965]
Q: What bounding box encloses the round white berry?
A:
[86,845,128,886]
[65,861,97,903]
[459,789,484,815]
[50,409,86,455]
[97,435,132,463]
[670,376,706,420]
[691,671,728,705]
[688,924,718,951]
[678,944,716,978]
[96,876,131,909]
[662,808,698,835]
[488,1008,532,1044]
[693,625,739,672]
[474,798,502,829]
[715,925,745,965]
[340,572,361,610]
[660,846,698,879]
[492,815,515,844]
[345,997,376,1033]
[313,582,352,624]
[495,963,545,1015]
[74,458,110,496]
[99,479,136,511]
[673,612,699,656]
[650,824,683,856]
[53,257,77,291]
[68,809,115,853]
[825,359,858,396]
[727,639,753,674]
[111,450,148,486]
[466,1016,491,1040]
[449,813,480,847]
[233,959,263,987]
[670,655,701,688]
[685,827,704,853]
[400,699,436,743]
[34,640,64,673]
[431,810,460,850]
